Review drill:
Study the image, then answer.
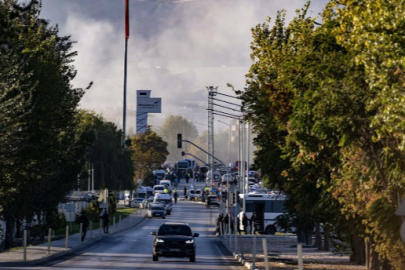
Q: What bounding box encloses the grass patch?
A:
[54,208,137,236]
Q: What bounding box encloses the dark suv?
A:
[151,222,199,262]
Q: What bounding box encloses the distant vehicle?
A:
[187,189,201,200]
[177,160,189,171]
[131,198,145,208]
[207,170,221,183]
[153,170,166,180]
[135,186,154,198]
[184,158,196,170]
[221,174,233,184]
[153,193,173,215]
[151,222,199,262]
[159,180,173,193]
[206,195,219,208]
[148,204,166,219]
[238,193,287,235]
[153,185,165,195]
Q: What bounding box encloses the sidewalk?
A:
[219,234,366,270]
[0,208,148,267]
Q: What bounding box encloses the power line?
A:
[213,112,241,120]
[212,97,241,107]
[207,108,242,118]
[212,103,241,113]
[217,92,239,99]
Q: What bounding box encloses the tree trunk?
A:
[354,234,365,265]
[305,229,313,246]
[314,222,322,250]
[4,215,15,250]
[381,259,391,270]
[323,225,330,251]
[365,239,371,269]
[370,248,380,270]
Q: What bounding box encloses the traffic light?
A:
[177,134,182,148]
[181,151,185,156]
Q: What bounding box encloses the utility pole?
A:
[122,0,130,146]
[92,163,94,193]
[207,86,218,186]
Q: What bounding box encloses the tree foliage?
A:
[157,115,198,164]
[238,1,405,268]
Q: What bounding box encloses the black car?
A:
[148,204,166,219]
[206,195,219,208]
[151,222,199,262]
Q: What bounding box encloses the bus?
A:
[238,193,287,235]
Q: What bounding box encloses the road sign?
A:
[65,203,75,212]
[137,98,162,113]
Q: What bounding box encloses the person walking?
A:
[173,190,178,204]
[183,186,187,199]
[102,211,110,234]
[242,213,249,234]
[224,213,229,234]
[185,173,190,183]
[249,212,257,234]
[77,210,89,241]
[174,178,179,188]
[216,214,224,235]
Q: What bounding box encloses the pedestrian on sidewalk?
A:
[216,213,224,235]
[77,210,89,241]
[242,213,249,234]
[183,186,187,199]
[102,211,110,234]
[173,190,178,204]
[224,214,229,234]
[249,212,256,235]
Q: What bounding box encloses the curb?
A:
[219,236,259,270]
[0,214,148,267]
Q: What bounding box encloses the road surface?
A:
[3,179,243,270]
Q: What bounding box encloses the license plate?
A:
[169,248,180,252]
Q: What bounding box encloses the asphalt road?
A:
[2,180,244,270]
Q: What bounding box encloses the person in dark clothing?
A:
[249,212,257,234]
[237,216,242,234]
[185,173,190,183]
[183,186,187,199]
[223,214,229,234]
[216,214,224,235]
[173,190,178,204]
[77,211,89,241]
[102,211,110,234]
[242,213,249,234]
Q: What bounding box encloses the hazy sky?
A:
[36,0,330,132]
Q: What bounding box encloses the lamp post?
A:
[206,86,218,186]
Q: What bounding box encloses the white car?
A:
[131,198,145,208]
[221,174,233,183]
[188,189,202,200]
[159,180,173,194]
[153,185,165,194]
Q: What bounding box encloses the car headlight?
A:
[186,239,194,244]
[156,239,164,243]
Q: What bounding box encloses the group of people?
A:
[216,212,257,235]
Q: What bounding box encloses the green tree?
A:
[130,129,169,185]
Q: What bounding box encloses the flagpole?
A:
[123,37,128,146]
[122,0,129,146]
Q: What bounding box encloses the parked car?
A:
[148,204,166,219]
[151,222,199,262]
[130,198,145,208]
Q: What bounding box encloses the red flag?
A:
[125,0,129,39]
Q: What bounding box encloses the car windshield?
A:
[158,225,192,236]
[155,187,163,190]
[196,190,201,194]
[151,207,164,210]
